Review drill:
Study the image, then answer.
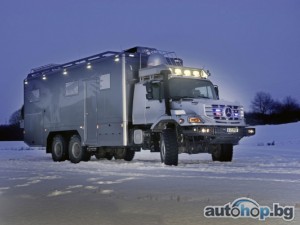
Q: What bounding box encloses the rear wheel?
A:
[124,148,135,161]
[51,135,67,162]
[105,153,114,160]
[113,148,135,161]
[68,135,89,163]
[82,147,91,162]
[212,144,233,162]
[160,129,178,166]
[95,150,113,160]
[114,148,126,160]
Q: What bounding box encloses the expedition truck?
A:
[23,46,255,166]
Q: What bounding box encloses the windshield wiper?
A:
[194,96,210,99]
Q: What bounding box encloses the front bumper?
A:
[181,126,255,144]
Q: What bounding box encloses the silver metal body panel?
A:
[132,83,166,124]
[24,54,139,147]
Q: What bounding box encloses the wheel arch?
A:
[150,118,179,132]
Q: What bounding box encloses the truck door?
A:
[145,82,165,124]
[84,79,98,145]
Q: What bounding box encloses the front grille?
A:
[205,104,244,124]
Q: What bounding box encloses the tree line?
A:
[246,92,300,125]
[0,109,23,141]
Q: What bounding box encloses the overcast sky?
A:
[0,0,299,124]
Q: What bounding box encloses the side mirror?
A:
[214,85,219,99]
[145,82,152,93]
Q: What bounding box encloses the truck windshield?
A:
[168,78,217,100]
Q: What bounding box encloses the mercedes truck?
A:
[23,46,255,165]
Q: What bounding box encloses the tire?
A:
[95,154,103,160]
[51,135,67,162]
[160,129,178,166]
[68,135,89,163]
[95,151,113,160]
[124,149,135,162]
[114,149,125,160]
[95,150,106,160]
[82,147,91,162]
[105,153,114,160]
[212,144,233,162]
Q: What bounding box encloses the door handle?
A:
[146,106,150,109]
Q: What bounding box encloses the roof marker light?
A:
[174,68,182,75]
[193,71,200,77]
[184,70,191,76]
[86,63,92,69]
[201,70,208,79]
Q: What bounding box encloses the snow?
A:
[0,122,300,225]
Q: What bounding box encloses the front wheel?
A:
[212,144,233,162]
[160,129,178,166]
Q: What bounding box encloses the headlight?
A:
[240,107,245,118]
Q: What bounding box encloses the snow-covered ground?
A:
[0,122,299,225]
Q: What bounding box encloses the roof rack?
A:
[30,64,60,73]
[28,51,119,78]
[124,46,183,66]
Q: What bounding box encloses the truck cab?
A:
[131,50,255,165]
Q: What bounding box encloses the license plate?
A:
[227,128,239,133]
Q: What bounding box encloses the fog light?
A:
[247,129,255,134]
[245,128,255,136]
[201,128,210,133]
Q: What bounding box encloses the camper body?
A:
[24,47,255,165]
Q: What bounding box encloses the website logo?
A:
[204,197,294,221]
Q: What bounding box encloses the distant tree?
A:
[278,96,300,123]
[281,96,299,112]
[272,100,283,114]
[250,92,274,115]
[9,108,22,125]
[249,92,300,125]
